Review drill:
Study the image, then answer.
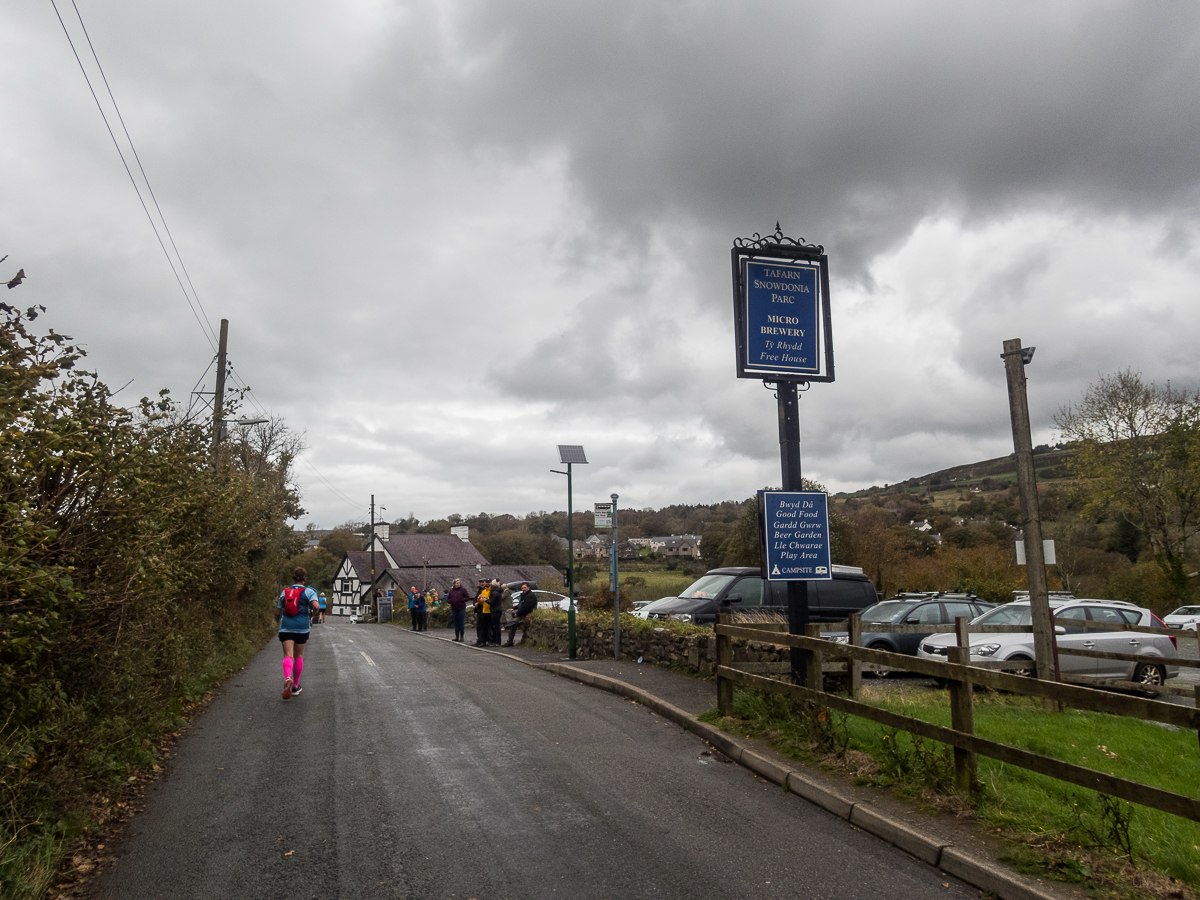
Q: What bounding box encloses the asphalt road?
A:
[89,621,980,900]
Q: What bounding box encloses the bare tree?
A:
[1055,370,1200,602]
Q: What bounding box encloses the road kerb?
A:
[849,804,948,866]
[525,659,1066,900]
[939,848,1059,900]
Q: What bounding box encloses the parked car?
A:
[823,593,996,657]
[917,598,1179,686]
[1164,606,1200,631]
[643,565,877,626]
[633,596,683,620]
[500,584,570,611]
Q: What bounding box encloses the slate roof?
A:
[387,565,562,595]
[340,551,558,596]
[382,534,489,567]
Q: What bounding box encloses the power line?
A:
[49,0,219,350]
[67,0,219,347]
[50,4,364,521]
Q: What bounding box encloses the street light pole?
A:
[611,492,620,660]
[553,446,588,660]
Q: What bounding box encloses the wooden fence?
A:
[714,615,1200,823]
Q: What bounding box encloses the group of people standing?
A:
[442,578,538,647]
[407,586,437,631]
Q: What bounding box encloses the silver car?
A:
[917,598,1178,686]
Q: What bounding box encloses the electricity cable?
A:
[50,3,362,521]
[49,0,218,351]
[66,0,219,346]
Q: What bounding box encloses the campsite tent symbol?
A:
[771,564,781,575]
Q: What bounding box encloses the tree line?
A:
[0,305,301,897]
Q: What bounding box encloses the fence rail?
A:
[715,616,1200,824]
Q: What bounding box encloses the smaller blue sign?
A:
[760,491,832,581]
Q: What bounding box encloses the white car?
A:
[917,598,1178,687]
[1164,606,1200,631]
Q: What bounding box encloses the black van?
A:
[644,565,877,626]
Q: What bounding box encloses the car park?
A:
[643,565,877,626]
[824,593,996,657]
[917,598,1179,686]
[1164,606,1200,631]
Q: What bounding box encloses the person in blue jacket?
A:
[276,567,318,699]
[408,586,426,631]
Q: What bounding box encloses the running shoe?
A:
[291,685,303,696]
[282,677,293,700]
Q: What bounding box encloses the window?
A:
[1088,607,1131,631]
[1056,607,1089,635]
[906,603,945,625]
[731,577,764,606]
[942,602,976,622]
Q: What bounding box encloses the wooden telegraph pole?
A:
[1001,338,1057,690]
[210,319,229,466]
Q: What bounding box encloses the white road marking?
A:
[360,651,376,666]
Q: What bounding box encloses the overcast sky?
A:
[5,1,1200,528]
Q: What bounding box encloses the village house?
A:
[330,533,559,617]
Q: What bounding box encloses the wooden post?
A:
[209,318,228,467]
[717,614,733,716]
[805,623,824,693]
[948,616,977,792]
[848,612,863,700]
[1002,338,1057,700]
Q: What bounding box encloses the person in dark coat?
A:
[488,580,508,646]
[504,583,538,647]
[445,578,470,642]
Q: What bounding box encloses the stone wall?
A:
[524,617,789,676]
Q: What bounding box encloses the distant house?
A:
[574,535,609,560]
[909,520,933,533]
[647,535,702,559]
[329,533,559,617]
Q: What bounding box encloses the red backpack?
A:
[282,585,305,617]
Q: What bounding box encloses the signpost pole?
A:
[611,492,620,660]
[778,381,810,685]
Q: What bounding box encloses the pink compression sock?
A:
[293,656,304,685]
[282,657,294,681]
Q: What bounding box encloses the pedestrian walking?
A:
[504,583,538,647]
[446,578,470,642]
[317,592,327,624]
[277,566,318,699]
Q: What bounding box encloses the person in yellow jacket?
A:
[473,578,492,646]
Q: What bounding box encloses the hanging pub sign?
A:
[731,227,834,382]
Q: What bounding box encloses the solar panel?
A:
[557,445,588,464]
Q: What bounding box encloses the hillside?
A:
[835,446,1074,498]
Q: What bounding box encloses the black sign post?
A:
[732,226,834,685]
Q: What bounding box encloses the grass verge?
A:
[701,683,1200,899]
